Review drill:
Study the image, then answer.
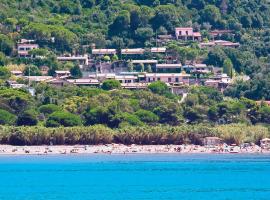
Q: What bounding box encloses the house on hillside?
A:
[17,39,39,58]
[175,27,202,41]
[57,55,89,66]
[55,70,71,78]
[156,63,182,73]
[92,49,117,55]
[204,73,231,92]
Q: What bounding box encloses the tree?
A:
[201,5,221,25]
[46,111,82,127]
[0,67,11,80]
[148,81,170,95]
[84,106,110,125]
[101,80,121,90]
[39,104,62,116]
[108,11,130,36]
[23,65,42,76]
[0,52,8,66]
[0,109,16,125]
[135,27,154,43]
[223,58,233,78]
[0,34,14,56]
[17,110,38,126]
[70,65,82,78]
[135,109,159,123]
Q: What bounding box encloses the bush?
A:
[39,104,62,116]
[17,110,38,126]
[0,109,16,125]
[101,80,121,90]
[135,109,159,123]
[148,81,170,95]
[46,111,82,127]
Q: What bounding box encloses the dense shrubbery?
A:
[0,124,268,146]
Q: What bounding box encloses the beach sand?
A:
[0,144,268,155]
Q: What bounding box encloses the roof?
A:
[131,60,158,64]
[194,64,207,68]
[121,48,144,55]
[57,56,88,60]
[145,73,190,77]
[26,76,53,82]
[156,64,182,69]
[55,70,70,74]
[92,49,116,55]
[18,43,39,47]
[175,27,193,31]
[10,70,23,74]
[151,47,166,53]
[67,79,100,85]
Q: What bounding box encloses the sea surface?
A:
[0,154,269,200]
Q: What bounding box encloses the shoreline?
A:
[0,144,269,156]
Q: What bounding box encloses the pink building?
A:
[175,27,202,41]
[17,43,39,58]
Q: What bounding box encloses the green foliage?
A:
[0,67,11,80]
[223,58,233,78]
[101,80,121,90]
[39,104,62,116]
[135,109,159,123]
[23,65,42,76]
[0,109,16,125]
[0,52,8,66]
[148,81,170,95]
[17,110,38,126]
[0,34,14,56]
[70,65,82,78]
[46,111,82,127]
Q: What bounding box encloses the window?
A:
[157,77,160,81]
[175,77,179,82]
[186,31,188,35]
[168,78,172,82]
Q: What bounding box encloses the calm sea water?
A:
[0,154,269,200]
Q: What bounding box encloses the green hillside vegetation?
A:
[0,1,270,144]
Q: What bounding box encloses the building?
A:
[175,27,202,41]
[17,43,39,58]
[92,49,116,55]
[121,48,145,55]
[55,70,71,78]
[151,47,166,53]
[203,137,222,146]
[67,79,100,86]
[210,30,233,39]
[200,40,240,48]
[139,73,190,85]
[183,64,211,74]
[156,63,182,73]
[57,55,89,66]
[131,60,158,65]
[204,73,231,91]
[10,70,23,77]
[25,76,53,82]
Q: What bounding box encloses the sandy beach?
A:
[0,144,269,155]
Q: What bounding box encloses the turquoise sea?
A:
[0,154,269,200]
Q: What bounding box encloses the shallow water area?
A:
[0,154,269,200]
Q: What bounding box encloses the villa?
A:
[57,55,89,66]
[92,49,117,55]
[17,40,39,58]
[175,27,202,41]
